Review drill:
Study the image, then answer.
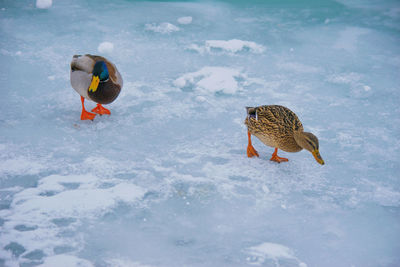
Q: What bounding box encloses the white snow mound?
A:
[10,174,146,218]
[245,242,307,266]
[36,0,52,9]
[189,39,265,54]
[173,66,247,94]
[145,22,180,34]
[39,255,94,267]
[177,16,193,24]
[0,174,147,262]
[98,42,114,54]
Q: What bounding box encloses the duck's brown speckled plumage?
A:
[245,105,304,152]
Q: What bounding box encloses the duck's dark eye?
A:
[306,140,315,150]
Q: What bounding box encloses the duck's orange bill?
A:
[312,150,325,165]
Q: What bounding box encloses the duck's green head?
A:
[88,61,109,93]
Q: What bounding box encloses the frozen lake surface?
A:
[1,0,400,266]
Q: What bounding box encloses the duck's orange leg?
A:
[270,148,288,163]
[91,104,111,115]
[247,131,259,158]
[80,96,96,120]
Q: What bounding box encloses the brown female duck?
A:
[245,105,324,165]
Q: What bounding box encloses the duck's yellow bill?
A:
[312,150,325,165]
[88,75,100,93]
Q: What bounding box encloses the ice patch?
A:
[36,0,52,9]
[0,156,45,176]
[177,16,192,25]
[373,186,400,207]
[384,7,400,19]
[11,174,146,218]
[277,62,320,73]
[188,39,265,54]
[97,42,114,54]
[326,72,373,98]
[39,255,94,267]
[195,95,207,102]
[106,258,155,267]
[336,131,363,149]
[0,174,146,265]
[0,186,23,192]
[360,179,400,207]
[327,72,362,84]
[145,22,180,34]
[1,1,400,265]
[363,85,371,91]
[333,27,369,52]
[173,66,248,94]
[245,242,307,266]
[1,48,13,56]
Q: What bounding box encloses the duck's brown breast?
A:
[88,80,121,104]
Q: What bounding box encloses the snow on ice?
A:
[188,39,266,54]
[36,0,52,9]
[144,22,180,34]
[0,0,399,266]
[97,42,114,54]
[177,16,193,25]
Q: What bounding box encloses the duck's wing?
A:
[70,55,96,98]
[107,60,123,87]
[255,105,303,134]
[70,55,95,74]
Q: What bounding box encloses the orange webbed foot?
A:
[81,110,96,121]
[270,148,288,163]
[270,154,289,163]
[247,144,259,158]
[247,131,259,158]
[91,104,111,115]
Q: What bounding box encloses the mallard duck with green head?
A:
[244,105,324,165]
[70,54,123,120]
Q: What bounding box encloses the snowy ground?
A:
[1,0,400,266]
